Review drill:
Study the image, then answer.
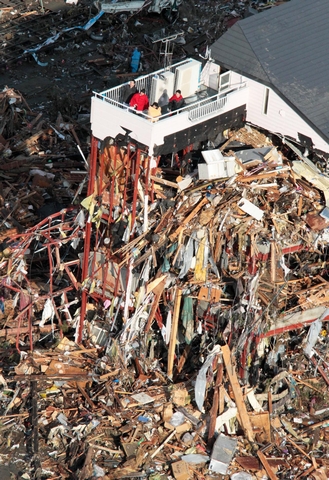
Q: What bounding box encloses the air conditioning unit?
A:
[174,59,202,98]
[149,71,175,104]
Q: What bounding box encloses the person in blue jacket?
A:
[131,48,141,73]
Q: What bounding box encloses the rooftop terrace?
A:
[90,59,248,154]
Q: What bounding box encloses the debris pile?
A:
[0,126,323,478]
[3,2,329,480]
[0,86,89,231]
[84,125,329,366]
[3,118,329,477]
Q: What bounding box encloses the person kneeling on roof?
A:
[129,89,149,112]
[148,102,161,122]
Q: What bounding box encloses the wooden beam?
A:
[257,450,278,480]
[167,287,182,379]
[150,175,179,189]
[145,279,166,333]
[221,344,254,443]
[238,170,289,182]
[270,240,276,283]
[208,360,223,448]
[175,344,191,376]
[169,197,208,242]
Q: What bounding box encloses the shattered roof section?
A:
[211,0,329,141]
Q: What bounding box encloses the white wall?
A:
[91,97,154,147]
[201,61,220,90]
[91,88,248,154]
[230,71,245,90]
[245,76,329,153]
[90,96,192,154]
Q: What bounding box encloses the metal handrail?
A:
[93,91,229,122]
[188,95,227,122]
[95,58,192,104]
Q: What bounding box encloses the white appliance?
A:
[174,59,202,98]
[149,71,175,104]
[198,149,236,180]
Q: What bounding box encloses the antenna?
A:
[152,31,184,69]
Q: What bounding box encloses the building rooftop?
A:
[210,0,329,143]
[91,58,248,154]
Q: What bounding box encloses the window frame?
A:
[263,87,270,115]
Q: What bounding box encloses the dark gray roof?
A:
[211,0,329,142]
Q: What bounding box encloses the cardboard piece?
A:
[171,460,190,480]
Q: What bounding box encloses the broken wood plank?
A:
[257,450,278,480]
[169,197,208,242]
[167,287,182,379]
[221,344,254,443]
[150,175,179,189]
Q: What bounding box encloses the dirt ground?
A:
[0,0,246,117]
[1,0,109,115]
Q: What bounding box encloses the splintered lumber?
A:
[150,175,179,189]
[145,277,167,333]
[88,444,123,455]
[257,450,278,480]
[78,385,96,410]
[150,429,176,459]
[221,345,254,443]
[167,287,182,379]
[237,170,289,182]
[285,437,311,460]
[270,240,276,283]
[175,345,191,375]
[169,197,208,241]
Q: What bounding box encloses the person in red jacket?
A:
[168,90,185,112]
[129,89,149,112]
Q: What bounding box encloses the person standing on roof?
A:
[158,89,169,114]
[129,89,149,112]
[168,90,185,112]
[122,80,137,104]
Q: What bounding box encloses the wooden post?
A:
[270,240,276,283]
[167,287,182,379]
[221,344,254,443]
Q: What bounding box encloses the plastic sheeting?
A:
[195,344,221,411]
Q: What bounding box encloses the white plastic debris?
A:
[231,473,253,480]
[209,434,238,474]
[181,454,209,464]
[304,317,323,358]
[40,298,55,327]
[237,198,264,221]
[195,345,221,411]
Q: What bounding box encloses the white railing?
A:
[93,91,230,124]
[188,95,227,122]
[95,59,192,105]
